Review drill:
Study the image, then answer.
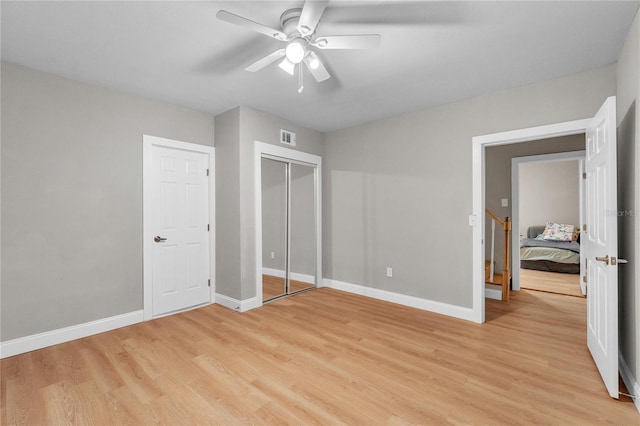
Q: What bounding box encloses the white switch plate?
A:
[386,267,393,277]
[501,198,509,207]
[468,215,477,226]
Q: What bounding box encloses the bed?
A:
[520,224,580,274]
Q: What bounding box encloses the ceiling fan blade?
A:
[216,10,287,41]
[313,34,381,50]
[297,0,328,36]
[303,53,330,82]
[245,49,286,72]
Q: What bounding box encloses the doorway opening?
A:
[513,151,586,298]
[471,120,590,322]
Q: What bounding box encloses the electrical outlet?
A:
[270,251,275,259]
[501,198,509,207]
[386,267,393,277]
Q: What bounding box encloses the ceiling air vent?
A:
[280,129,296,146]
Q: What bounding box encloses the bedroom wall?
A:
[214,107,242,300]
[323,65,615,308]
[519,160,580,238]
[485,136,585,271]
[519,160,580,237]
[1,62,216,341]
[616,7,640,400]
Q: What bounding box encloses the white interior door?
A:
[584,96,618,399]
[151,145,211,316]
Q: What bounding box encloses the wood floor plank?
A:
[520,268,584,297]
[2,288,638,425]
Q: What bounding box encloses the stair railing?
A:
[485,209,511,302]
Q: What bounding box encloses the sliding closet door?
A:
[261,157,287,301]
[289,163,316,294]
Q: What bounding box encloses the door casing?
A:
[510,150,586,292]
[142,135,216,321]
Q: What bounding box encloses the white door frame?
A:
[142,135,216,321]
[471,119,590,323]
[511,150,586,292]
[255,141,322,308]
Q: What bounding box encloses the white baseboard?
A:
[262,267,285,278]
[0,310,143,359]
[485,284,502,300]
[215,293,261,313]
[619,352,640,413]
[239,297,261,312]
[215,293,241,311]
[262,267,315,284]
[322,279,475,322]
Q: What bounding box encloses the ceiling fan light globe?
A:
[309,57,320,70]
[278,58,296,75]
[285,41,305,64]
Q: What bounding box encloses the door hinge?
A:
[207,224,210,231]
[582,172,587,179]
[583,275,587,284]
[583,224,587,231]
[208,279,211,287]
[206,168,209,176]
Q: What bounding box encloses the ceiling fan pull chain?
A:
[298,63,304,93]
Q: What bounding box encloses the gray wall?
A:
[616,8,640,395]
[519,160,580,237]
[485,135,585,271]
[214,107,242,299]
[323,65,616,308]
[1,62,215,341]
[215,106,323,301]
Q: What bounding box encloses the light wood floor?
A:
[262,274,314,301]
[2,288,638,425]
[520,268,584,297]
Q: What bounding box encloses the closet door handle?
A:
[154,236,167,243]
[595,255,609,265]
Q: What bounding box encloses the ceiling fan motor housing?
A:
[280,8,306,39]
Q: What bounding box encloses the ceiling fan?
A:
[216,0,381,92]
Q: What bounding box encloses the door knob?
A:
[154,236,167,243]
[595,255,609,265]
[611,257,628,266]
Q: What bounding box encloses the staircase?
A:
[485,209,511,302]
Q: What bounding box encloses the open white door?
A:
[584,96,618,399]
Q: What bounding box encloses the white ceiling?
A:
[2,1,638,132]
